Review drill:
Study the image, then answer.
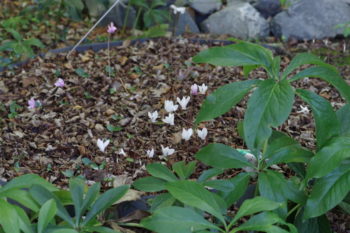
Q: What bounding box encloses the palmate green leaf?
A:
[82,185,129,225]
[231,197,282,225]
[51,229,79,233]
[0,199,20,233]
[306,136,350,179]
[0,174,58,193]
[1,189,40,212]
[259,170,306,206]
[172,161,196,180]
[197,168,224,182]
[244,79,294,150]
[203,173,250,207]
[166,180,227,224]
[294,212,332,233]
[38,199,57,233]
[195,143,252,169]
[304,161,350,219]
[296,89,340,148]
[69,178,84,225]
[232,212,297,233]
[289,66,350,102]
[80,182,100,218]
[336,104,350,136]
[195,80,259,124]
[282,53,335,79]
[265,131,313,166]
[14,206,34,233]
[149,193,176,212]
[133,177,167,192]
[141,206,220,233]
[146,163,178,182]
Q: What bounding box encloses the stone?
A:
[100,0,137,28]
[170,9,200,35]
[254,0,282,18]
[271,0,350,40]
[201,2,269,39]
[84,0,107,18]
[190,0,222,14]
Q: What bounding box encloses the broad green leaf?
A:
[166,180,226,224]
[197,168,224,182]
[289,66,350,102]
[80,182,100,218]
[265,131,313,166]
[38,199,57,233]
[51,229,79,233]
[24,38,44,48]
[282,53,334,79]
[84,226,122,233]
[146,163,178,182]
[294,212,332,233]
[195,80,259,124]
[232,212,296,233]
[69,178,84,225]
[304,161,350,219]
[82,185,129,225]
[14,206,34,233]
[195,143,252,169]
[306,136,350,179]
[296,89,340,148]
[29,185,74,227]
[141,206,220,233]
[0,199,20,233]
[244,79,294,150]
[0,174,58,193]
[149,193,176,212]
[259,170,306,205]
[203,173,250,207]
[133,177,167,192]
[231,197,282,224]
[172,161,196,180]
[1,189,39,212]
[336,104,350,136]
[339,201,350,214]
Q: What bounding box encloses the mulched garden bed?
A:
[0,37,349,232]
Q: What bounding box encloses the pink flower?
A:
[107,22,117,34]
[28,97,40,109]
[54,78,65,87]
[190,84,198,95]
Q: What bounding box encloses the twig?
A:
[66,0,122,59]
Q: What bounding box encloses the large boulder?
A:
[271,0,350,40]
[84,0,107,18]
[254,0,282,18]
[190,0,222,14]
[201,2,269,39]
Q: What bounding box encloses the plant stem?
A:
[286,203,301,218]
[108,35,111,79]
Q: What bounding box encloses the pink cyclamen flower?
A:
[107,22,117,34]
[28,97,40,109]
[54,78,65,87]
[190,84,198,95]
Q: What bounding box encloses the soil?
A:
[0,37,349,232]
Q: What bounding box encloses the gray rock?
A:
[254,0,282,18]
[190,0,222,14]
[271,0,350,40]
[170,10,200,35]
[84,0,107,18]
[201,2,269,39]
[101,0,136,28]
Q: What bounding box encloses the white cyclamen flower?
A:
[196,128,208,140]
[190,84,198,95]
[148,111,158,123]
[118,148,127,157]
[162,113,175,125]
[198,84,208,95]
[181,128,193,141]
[146,148,155,158]
[177,96,190,110]
[164,100,178,113]
[97,139,110,153]
[161,145,175,156]
[170,4,186,14]
[297,105,310,114]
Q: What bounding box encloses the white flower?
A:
[164,100,178,113]
[177,96,190,110]
[170,4,186,14]
[148,111,158,123]
[198,84,208,95]
[162,113,175,125]
[190,84,198,95]
[181,128,193,141]
[97,139,110,153]
[146,148,155,158]
[161,145,175,156]
[118,148,127,157]
[196,128,208,140]
[297,105,309,114]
